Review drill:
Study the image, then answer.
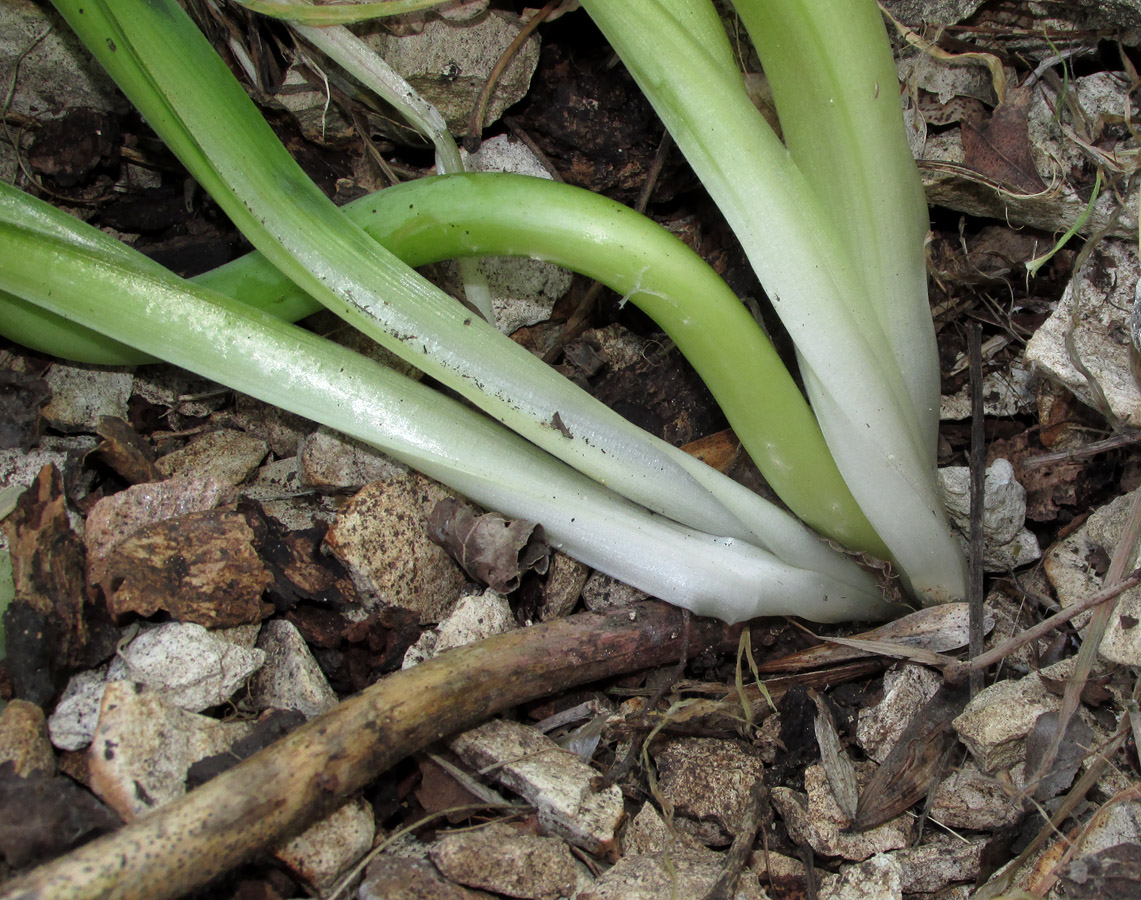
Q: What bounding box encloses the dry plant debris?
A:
[4,1,1141,899]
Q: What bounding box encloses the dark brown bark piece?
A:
[27,108,120,189]
[258,517,359,612]
[3,465,100,671]
[0,372,50,452]
[101,507,273,627]
[0,762,120,869]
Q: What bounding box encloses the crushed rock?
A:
[154,428,269,486]
[930,760,1026,830]
[273,796,374,894]
[577,845,770,900]
[540,552,589,620]
[429,821,577,900]
[938,459,1041,571]
[403,588,515,667]
[46,665,110,751]
[297,427,406,492]
[363,10,540,135]
[41,363,132,434]
[581,571,649,611]
[1043,486,1141,666]
[890,833,986,893]
[87,681,256,820]
[952,659,1092,773]
[107,621,265,713]
[652,736,766,846]
[771,763,912,861]
[1025,239,1141,426]
[248,618,338,718]
[359,855,493,900]
[856,663,943,764]
[449,718,624,857]
[0,699,56,777]
[819,853,901,900]
[323,472,466,623]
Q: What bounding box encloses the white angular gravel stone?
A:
[110,622,265,713]
[297,427,406,492]
[820,854,902,900]
[274,797,375,894]
[938,459,1041,571]
[430,821,577,900]
[1025,238,1141,426]
[46,665,110,751]
[323,473,466,624]
[88,681,256,820]
[771,764,911,861]
[1043,487,1141,666]
[952,669,1062,773]
[402,589,516,668]
[248,619,338,718]
[365,10,540,134]
[155,429,269,486]
[931,760,1026,830]
[890,834,985,894]
[577,847,770,900]
[449,718,624,857]
[653,737,765,846]
[41,363,132,433]
[856,664,943,763]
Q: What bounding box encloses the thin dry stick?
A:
[1028,486,1141,795]
[943,567,1141,683]
[464,0,560,150]
[972,724,1129,900]
[968,323,986,696]
[1022,431,1141,469]
[0,603,740,900]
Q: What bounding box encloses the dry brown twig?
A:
[0,603,742,900]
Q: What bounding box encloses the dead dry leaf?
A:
[91,416,160,485]
[428,497,549,594]
[852,684,967,832]
[812,691,858,823]
[961,89,1048,194]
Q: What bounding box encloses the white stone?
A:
[770,764,911,861]
[274,797,375,893]
[938,459,1041,571]
[88,681,255,820]
[857,664,943,763]
[1025,239,1141,426]
[820,854,902,900]
[249,619,338,718]
[1043,487,1141,665]
[113,622,265,712]
[952,670,1061,772]
[433,589,515,653]
[449,718,624,856]
[46,665,109,751]
[42,363,132,433]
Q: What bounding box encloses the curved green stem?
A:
[2,172,885,556]
[0,183,894,624]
